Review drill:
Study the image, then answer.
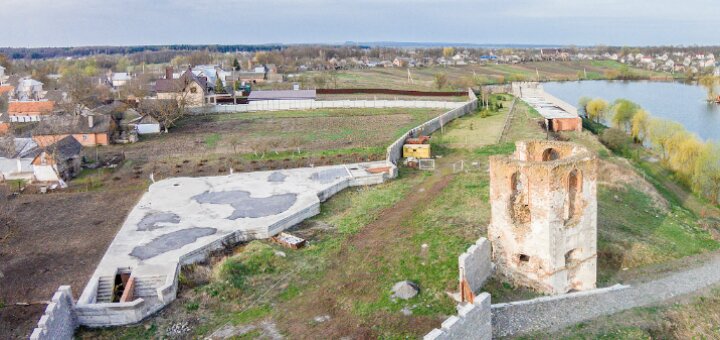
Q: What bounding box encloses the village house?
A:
[7,100,55,122]
[0,65,8,84]
[32,113,115,147]
[0,135,82,185]
[118,107,161,135]
[155,67,207,107]
[13,77,46,101]
[110,72,131,88]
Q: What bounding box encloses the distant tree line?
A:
[0,44,285,61]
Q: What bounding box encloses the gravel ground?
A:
[492,252,720,337]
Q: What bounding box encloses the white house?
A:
[0,136,82,184]
[111,73,131,87]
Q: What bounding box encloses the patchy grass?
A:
[436,99,509,149]
[596,187,719,285]
[204,133,221,148]
[539,288,720,339]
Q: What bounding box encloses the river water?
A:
[543,80,720,141]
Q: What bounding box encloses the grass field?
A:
[265,61,672,92]
[77,91,720,339]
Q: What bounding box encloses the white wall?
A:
[136,124,160,135]
[191,99,465,114]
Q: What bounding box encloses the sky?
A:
[1,0,719,47]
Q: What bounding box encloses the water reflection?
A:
[543,80,720,141]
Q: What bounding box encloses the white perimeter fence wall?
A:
[191,99,465,114]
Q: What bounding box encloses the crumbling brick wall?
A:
[488,140,597,294]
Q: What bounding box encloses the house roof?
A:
[0,135,81,163]
[0,85,13,95]
[247,90,316,101]
[32,114,113,136]
[0,137,38,158]
[155,69,207,93]
[132,114,159,125]
[34,135,83,161]
[8,101,55,115]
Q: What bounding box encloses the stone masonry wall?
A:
[29,286,77,340]
[424,293,492,340]
[488,140,597,294]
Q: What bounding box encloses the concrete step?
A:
[96,276,115,303]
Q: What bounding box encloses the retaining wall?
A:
[424,293,492,340]
[191,99,465,114]
[30,286,77,340]
[385,89,478,167]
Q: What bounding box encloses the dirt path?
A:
[276,172,455,339]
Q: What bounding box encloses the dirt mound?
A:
[598,159,669,211]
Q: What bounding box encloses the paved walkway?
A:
[492,252,720,337]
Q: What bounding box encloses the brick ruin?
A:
[488,140,597,294]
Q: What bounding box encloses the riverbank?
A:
[544,80,720,141]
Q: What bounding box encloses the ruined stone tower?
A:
[488,140,597,294]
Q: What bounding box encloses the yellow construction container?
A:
[403,144,431,159]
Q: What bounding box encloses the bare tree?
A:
[142,99,186,133]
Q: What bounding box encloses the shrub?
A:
[216,241,279,288]
[600,128,633,156]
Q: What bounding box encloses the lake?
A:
[543,80,720,141]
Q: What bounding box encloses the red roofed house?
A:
[0,85,13,95]
[8,101,55,122]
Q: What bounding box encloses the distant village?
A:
[0,45,718,188]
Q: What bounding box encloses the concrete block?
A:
[459,237,493,301]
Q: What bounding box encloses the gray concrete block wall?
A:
[491,284,629,337]
[459,238,493,295]
[30,286,77,340]
[424,293,492,340]
[386,90,478,165]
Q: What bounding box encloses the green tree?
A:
[611,99,640,132]
[693,143,720,204]
[669,137,703,184]
[647,118,685,162]
[578,96,591,115]
[434,73,448,90]
[214,78,226,94]
[699,74,717,101]
[586,98,609,123]
[630,109,650,143]
[232,58,241,71]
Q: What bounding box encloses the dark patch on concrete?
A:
[130,227,217,260]
[310,167,349,184]
[137,212,181,231]
[268,172,287,183]
[192,190,297,219]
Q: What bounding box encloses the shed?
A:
[403,144,431,159]
[130,115,161,135]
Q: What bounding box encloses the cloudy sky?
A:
[1,0,718,47]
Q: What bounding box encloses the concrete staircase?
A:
[96,276,114,303]
[133,275,165,298]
